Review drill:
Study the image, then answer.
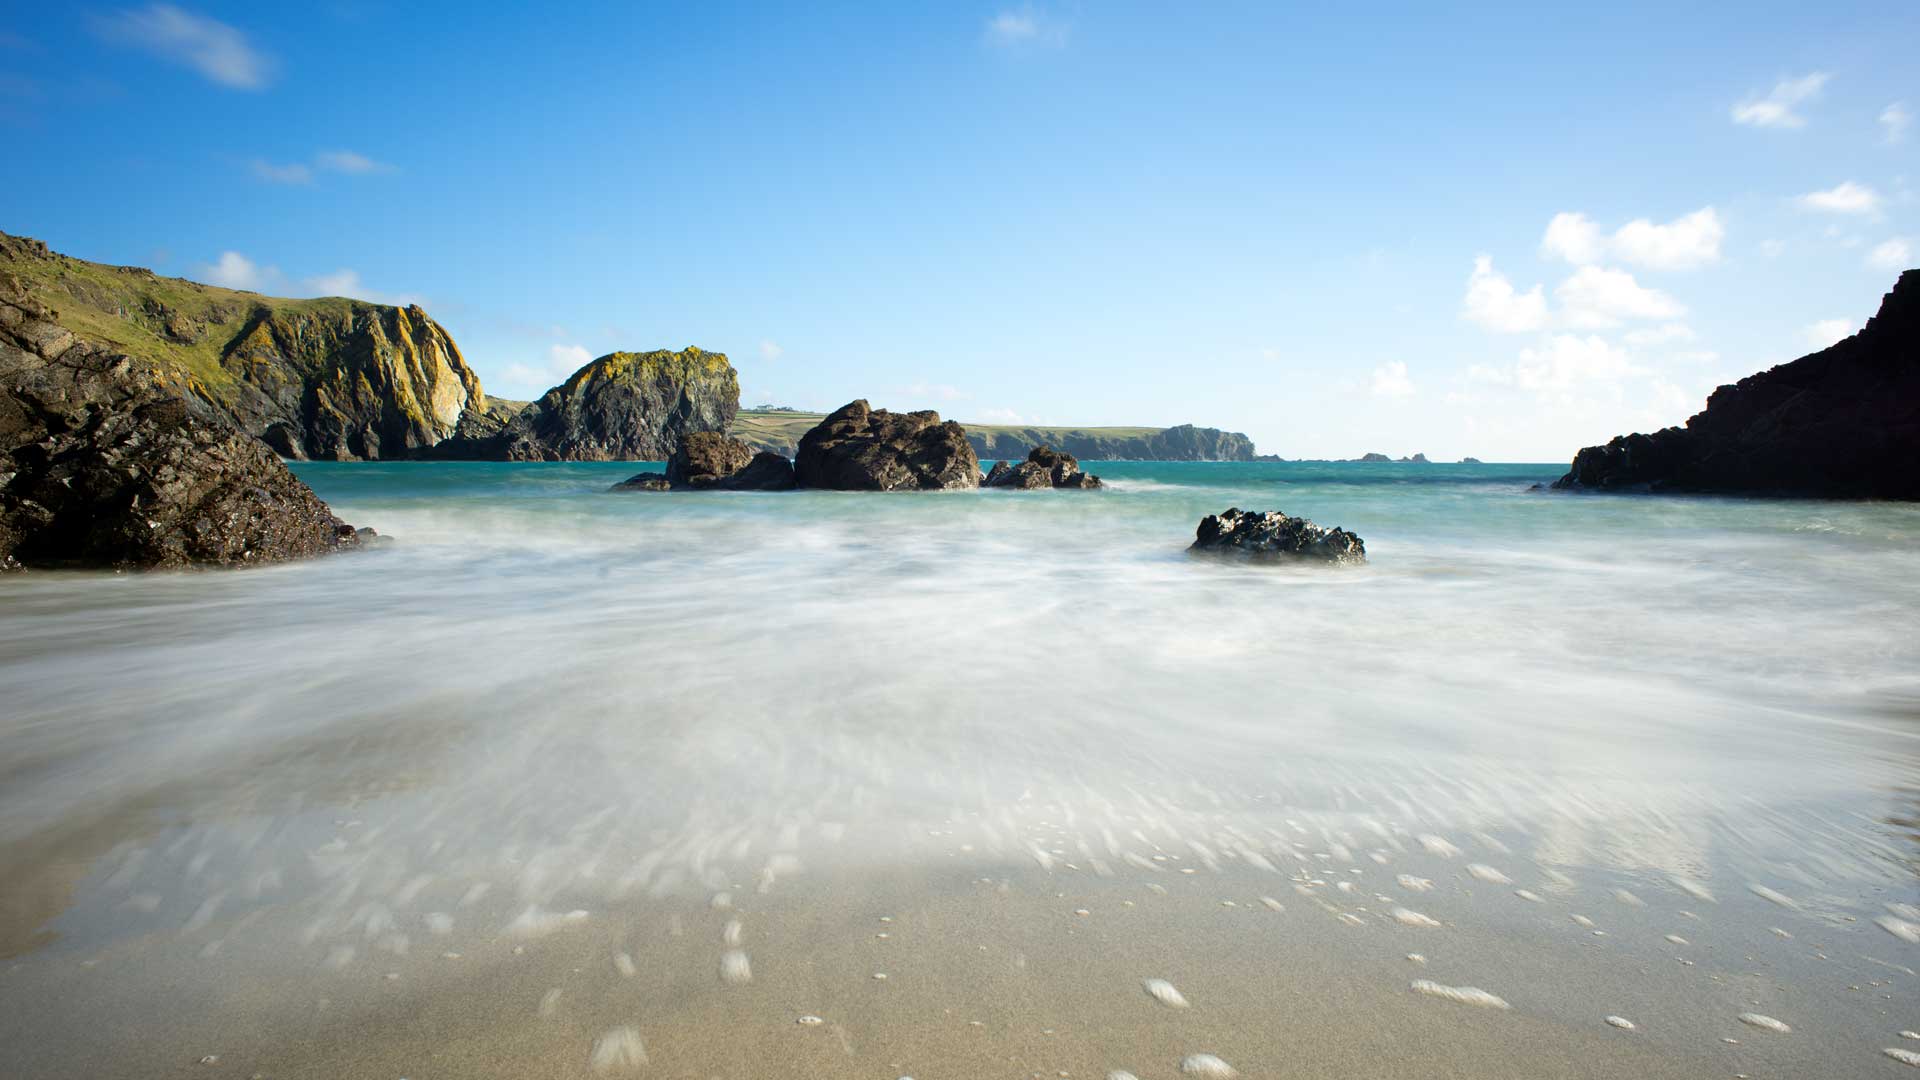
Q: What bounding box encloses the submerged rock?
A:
[984,445,1102,489]
[1554,269,1920,498]
[667,432,794,490]
[1188,507,1366,564]
[793,399,979,491]
[608,472,672,492]
[490,347,739,462]
[0,272,363,570]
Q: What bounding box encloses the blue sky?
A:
[3,3,1915,461]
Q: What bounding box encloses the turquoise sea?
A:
[1,460,1917,1079]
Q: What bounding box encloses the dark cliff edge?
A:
[1553,269,1919,499]
[0,232,483,461]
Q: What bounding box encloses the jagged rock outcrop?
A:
[1188,508,1366,564]
[0,231,484,461]
[666,432,795,490]
[794,400,979,490]
[487,348,738,461]
[967,423,1254,462]
[1355,452,1392,463]
[1554,270,1920,498]
[0,271,365,570]
[983,445,1102,489]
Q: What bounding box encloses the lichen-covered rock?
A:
[984,445,1102,490]
[1554,270,1920,498]
[660,432,795,490]
[490,348,739,462]
[793,400,979,491]
[0,231,484,461]
[1188,507,1365,564]
[0,272,364,570]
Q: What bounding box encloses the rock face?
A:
[1555,270,1920,498]
[0,231,484,461]
[0,272,364,570]
[491,348,739,461]
[794,400,979,490]
[608,472,672,492]
[984,445,1102,489]
[968,423,1254,462]
[1188,508,1366,564]
[665,432,795,490]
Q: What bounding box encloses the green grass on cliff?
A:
[0,234,410,406]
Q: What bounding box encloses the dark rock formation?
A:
[983,445,1102,489]
[415,396,528,459]
[967,423,1255,462]
[1188,508,1366,564]
[488,348,739,462]
[0,231,484,461]
[1,271,364,570]
[1399,453,1431,464]
[1355,452,1392,463]
[793,400,979,490]
[1460,457,1483,464]
[1554,270,1920,498]
[608,473,672,492]
[665,432,794,490]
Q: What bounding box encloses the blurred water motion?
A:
[0,460,1915,1079]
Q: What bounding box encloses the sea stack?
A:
[793,400,979,490]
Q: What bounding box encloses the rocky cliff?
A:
[482,348,739,461]
[1554,270,1919,498]
[1,270,365,570]
[0,232,484,461]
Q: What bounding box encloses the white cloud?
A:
[1624,323,1696,347]
[904,381,966,401]
[1798,181,1880,214]
[1611,209,1724,270]
[306,269,362,296]
[1804,319,1853,348]
[250,159,313,184]
[1731,72,1828,129]
[758,340,783,361]
[1462,256,1549,333]
[1867,237,1912,270]
[1540,212,1605,264]
[1883,102,1911,144]
[974,407,1025,425]
[1540,208,1723,270]
[202,250,278,290]
[93,4,273,90]
[1555,266,1685,329]
[315,149,391,174]
[986,7,1066,46]
[500,344,593,395]
[1370,360,1415,398]
[1513,334,1640,392]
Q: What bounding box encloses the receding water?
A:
[1,460,1916,1079]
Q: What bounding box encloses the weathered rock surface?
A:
[968,423,1254,462]
[487,348,739,462]
[1,272,364,570]
[1188,508,1366,564]
[0,231,484,461]
[1555,270,1920,498]
[665,432,795,490]
[608,472,672,492]
[984,445,1102,489]
[793,400,979,490]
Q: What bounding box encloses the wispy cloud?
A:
[1804,319,1853,348]
[1541,208,1724,271]
[1867,238,1912,271]
[199,250,421,305]
[986,7,1068,47]
[249,148,394,184]
[1797,181,1880,214]
[758,340,784,361]
[92,4,274,90]
[1370,360,1415,398]
[203,250,277,290]
[1555,266,1685,329]
[501,343,593,394]
[1881,102,1911,144]
[1731,72,1827,129]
